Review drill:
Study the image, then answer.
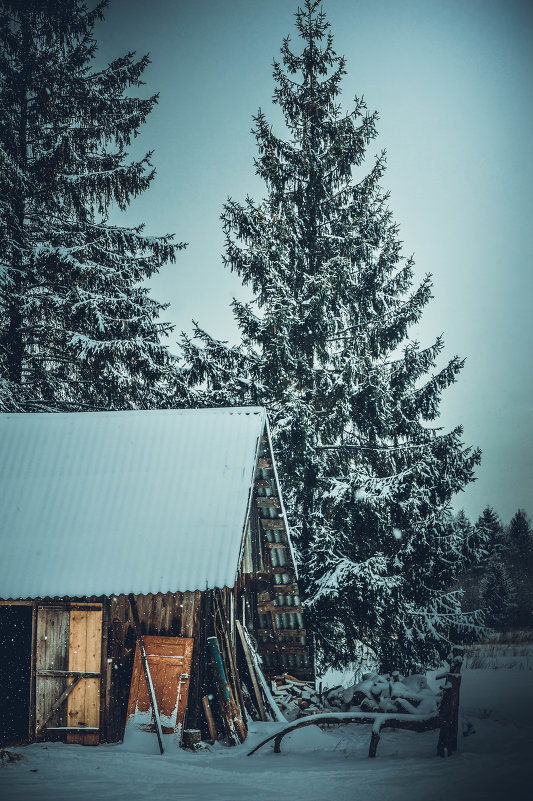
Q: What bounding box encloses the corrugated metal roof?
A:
[0,407,266,599]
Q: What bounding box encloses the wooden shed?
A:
[0,407,312,748]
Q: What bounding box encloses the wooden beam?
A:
[264,542,287,549]
[260,519,285,530]
[35,676,83,735]
[257,644,308,655]
[36,670,100,678]
[256,497,280,508]
[247,712,441,757]
[257,458,273,469]
[202,696,217,744]
[45,727,99,732]
[235,621,268,722]
[255,479,271,488]
[272,585,299,595]
[256,570,295,581]
[29,602,37,741]
[270,605,303,615]
[257,629,306,638]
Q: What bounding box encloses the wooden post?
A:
[437,644,463,757]
[368,731,380,758]
[128,595,164,755]
[448,645,464,754]
[202,695,217,744]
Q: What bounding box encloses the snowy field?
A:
[2,655,532,801]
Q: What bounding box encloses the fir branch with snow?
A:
[0,0,188,411]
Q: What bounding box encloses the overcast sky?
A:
[94,0,532,524]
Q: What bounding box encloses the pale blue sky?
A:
[94,0,532,524]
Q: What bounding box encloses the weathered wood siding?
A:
[35,606,69,735]
[104,589,220,743]
[67,605,102,745]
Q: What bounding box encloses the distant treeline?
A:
[455,508,533,629]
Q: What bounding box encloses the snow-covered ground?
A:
[2,657,532,801]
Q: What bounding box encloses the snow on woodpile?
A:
[0,407,266,598]
[271,671,439,721]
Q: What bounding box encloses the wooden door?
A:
[35,604,102,745]
[66,604,102,745]
[35,606,70,734]
[126,636,193,743]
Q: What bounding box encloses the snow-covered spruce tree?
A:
[507,509,532,561]
[183,0,481,671]
[506,509,533,625]
[474,507,505,558]
[0,0,187,411]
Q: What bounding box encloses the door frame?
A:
[0,601,34,743]
[0,599,107,744]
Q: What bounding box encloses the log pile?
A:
[260,647,464,759]
[271,670,440,720]
[326,671,439,716]
[270,674,322,720]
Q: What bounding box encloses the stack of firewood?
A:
[325,671,439,716]
[271,671,440,720]
[270,674,322,720]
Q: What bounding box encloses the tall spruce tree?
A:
[183,0,482,671]
[0,0,186,412]
[474,507,504,558]
[507,509,532,560]
[479,557,516,628]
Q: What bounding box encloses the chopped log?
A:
[255,479,271,488]
[264,542,287,549]
[280,673,311,685]
[257,458,273,469]
[183,729,202,749]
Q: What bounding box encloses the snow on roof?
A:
[0,407,267,599]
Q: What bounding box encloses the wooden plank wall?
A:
[35,606,69,736]
[67,605,102,745]
[105,590,209,742]
[5,586,247,746]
